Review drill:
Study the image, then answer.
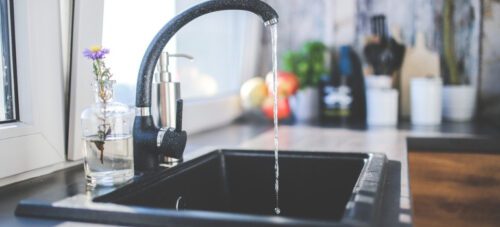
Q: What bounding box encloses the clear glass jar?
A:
[81,80,134,187]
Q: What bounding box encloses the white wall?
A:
[481,0,500,106]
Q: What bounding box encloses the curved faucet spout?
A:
[135,0,279,108]
[133,0,278,171]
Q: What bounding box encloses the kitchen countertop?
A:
[1,120,499,226]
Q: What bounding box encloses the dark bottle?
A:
[319,46,353,123]
[345,46,367,123]
[320,46,366,124]
[338,46,354,120]
[319,50,337,122]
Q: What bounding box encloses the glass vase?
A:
[81,80,134,187]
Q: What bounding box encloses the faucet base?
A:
[133,115,187,171]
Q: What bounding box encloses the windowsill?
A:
[0,160,82,188]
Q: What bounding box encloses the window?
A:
[0,0,16,123]
[175,0,260,99]
[0,0,67,182]
[100,0,175,106]
[69,0,263,160]
[99,0,261,104]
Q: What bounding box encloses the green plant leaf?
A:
[280,40,328,89]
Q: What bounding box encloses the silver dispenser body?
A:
[158,81,180,128]
[152,52,193,129]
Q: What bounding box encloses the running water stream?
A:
[269,24,280,215]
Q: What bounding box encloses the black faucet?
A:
[133,0,279,171]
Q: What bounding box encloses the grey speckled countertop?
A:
[1,121,499,226]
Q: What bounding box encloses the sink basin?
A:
[16,149,387,226]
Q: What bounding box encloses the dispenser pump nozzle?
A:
[159,52,194,82]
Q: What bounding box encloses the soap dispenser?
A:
[155,52,193,129]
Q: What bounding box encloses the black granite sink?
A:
[16,149,388,226]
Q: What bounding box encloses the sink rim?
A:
[95,149,376,203]
[16,149,388,226]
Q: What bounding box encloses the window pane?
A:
[175,0,251,99]
[102,0,258,105]
[0,0,15,123]
[102,0,175,106]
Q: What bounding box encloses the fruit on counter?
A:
[265,71,299,97]
[240,77,269,110]
[261,96,291,120]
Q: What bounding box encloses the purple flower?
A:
[83,46,110,60]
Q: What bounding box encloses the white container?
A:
[410,77,442,125]
[442,85,476,122]
[290,87,319,121]
[366,89,398,126]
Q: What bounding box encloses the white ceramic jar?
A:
[442,85,476,122]
[410,77,442,125]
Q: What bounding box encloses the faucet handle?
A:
[156,127,187,162]
[175,99,183,132]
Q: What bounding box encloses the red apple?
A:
[265,71,299,97]
[261,96,291,120]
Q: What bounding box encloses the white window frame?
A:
[67,0,105,160]
[0,0,68,182]
[68,0,262,160]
